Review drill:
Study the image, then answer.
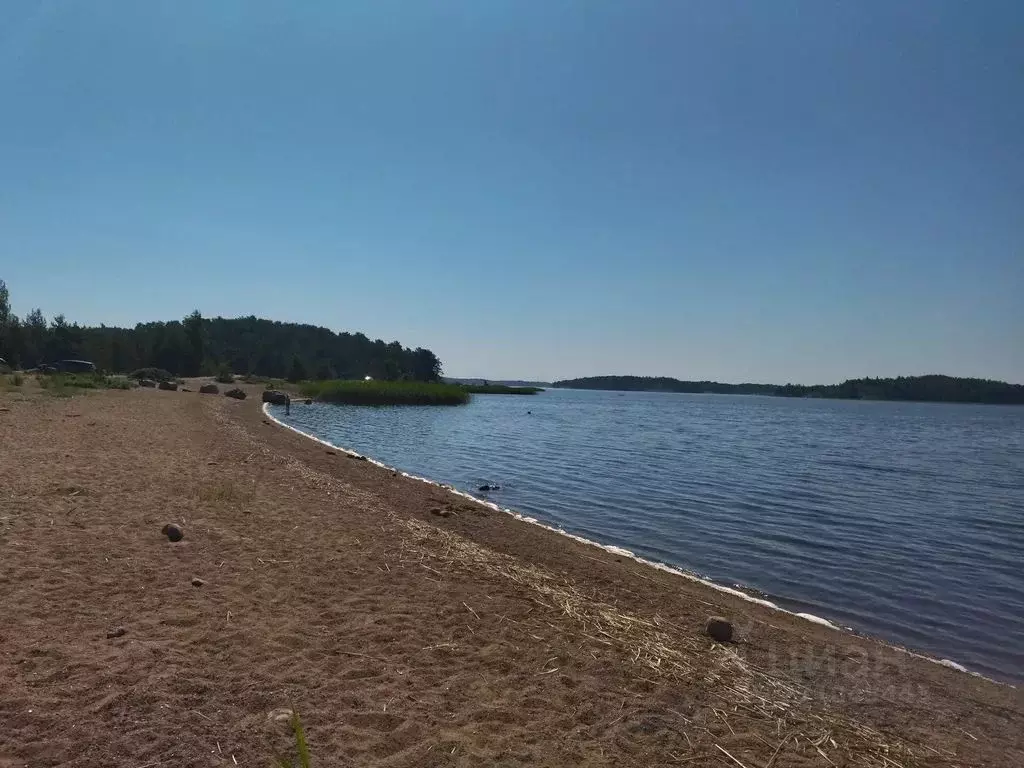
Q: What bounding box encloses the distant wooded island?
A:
[551,375,1024,405]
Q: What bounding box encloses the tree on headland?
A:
[411,348,443,382]
[22,309,48,367]
[0,279,10,331]
[182,310,208,376]
[0,279,12,365]
[314,360,336,380]
[288,355,309,383]
[46,314,82,361]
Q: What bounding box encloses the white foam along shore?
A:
[262,401,999,685]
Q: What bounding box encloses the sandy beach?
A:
[1,382,1021,767]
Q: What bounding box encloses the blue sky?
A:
[1,1,1021,383]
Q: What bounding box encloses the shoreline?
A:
[261,402,995,686]
[2,383,1021,766]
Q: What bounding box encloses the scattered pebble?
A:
[106,627,127,639]
[191,577,206,587]
[161,523,184,542]
[431,507,452,518]
[326,450,337,455]
[705,616,734,643]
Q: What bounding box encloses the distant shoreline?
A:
[552,374,1024,405]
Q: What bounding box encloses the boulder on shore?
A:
[705,616,733,643]
[225,388,247,400]
[161,523,183,542]
[157,380,178,391]
[262,390,290,406]
[199,383,219,394]
[139,379,157,388]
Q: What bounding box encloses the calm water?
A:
[270,390,1024,684]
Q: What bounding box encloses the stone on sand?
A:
[267,708,294,725]
[224,388,247,400]
[199,383,219,394]
[161,523,184,542]
[705,616,733,643]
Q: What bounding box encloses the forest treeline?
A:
[0,280,442,381]
[552,375,1024,405]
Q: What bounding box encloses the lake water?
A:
[269,390,1024,684]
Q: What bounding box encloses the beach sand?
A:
[0,382,1021,767]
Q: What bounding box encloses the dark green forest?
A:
[0,280,442,381]
[552,375,1024,405]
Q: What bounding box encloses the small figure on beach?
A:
[261,389,292,413]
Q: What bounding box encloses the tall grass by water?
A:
[300,379,470,406]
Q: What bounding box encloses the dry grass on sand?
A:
[0,380,1021,767]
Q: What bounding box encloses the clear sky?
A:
[1,1,1021,384]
